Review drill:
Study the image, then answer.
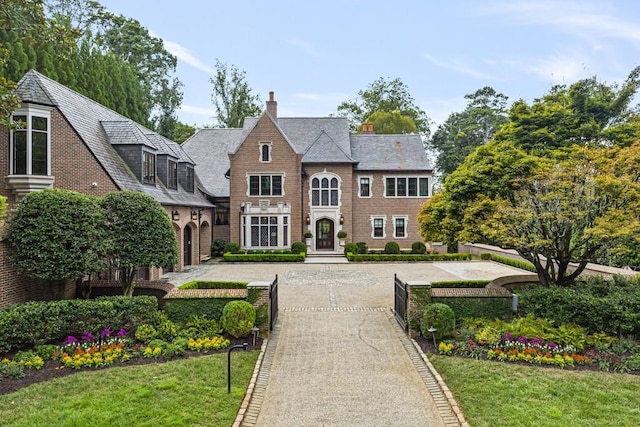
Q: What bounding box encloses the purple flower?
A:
[530,337,544,346]
[502,332,513,342]
[547,342,558,350]
[100,328,111,339]
[63,336,78,346]
[81,331,95,342]
[116,328,127,338]
[517,336,528,344]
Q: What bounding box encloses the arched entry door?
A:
[316,218,334,251]
[184,225,192,266]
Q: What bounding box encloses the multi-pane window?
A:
[385,177,429,197]
[394,216,407,238]
[185,167,195,192]
[11,110,50,176]
[244,215,289,248]
[372,217,385,238]
[168,160,178,189]
[260,143,271,162]
[249,175,283,196]
[359,177,371,197]
[311,175,339,206]
[142,151,156,184]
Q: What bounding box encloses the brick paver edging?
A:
[410,339,470,427]
[232,339,268,427]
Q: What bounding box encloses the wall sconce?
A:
[171,210,180,221]
[191,210,198,221]
[339,214,344,225]
[306,214,311,225]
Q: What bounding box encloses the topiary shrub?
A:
[344,242,357,255]
[384,241,400,254]
[411,241,427,254]
[291,241,307,254]
[420,303,456,341]
[356,242,368,254]
[225,242,241,253]
[135,324,157,342]
[221,301,256,338]
[212,239,227,257]
[480,253,492,260]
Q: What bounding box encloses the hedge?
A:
[485,253,536,272]
[163,297,244,324]
[179,280,248,290]
[347,253,472,262]
[223,252,306,262]
[431,297,513,322]
[430,280,491,288]
[0,296,158,353]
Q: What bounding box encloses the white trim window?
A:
[241,214,290,249]
[10,107,52,176]
[358,176,372,198]
[142,150,156,184]
[248,174,284,196]
[393,215,408,239]
[259,142,272,163]
[311,173,340,206]
[370,215,387,239]
[384,176,429,197]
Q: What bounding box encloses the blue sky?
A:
[99,0,640,130]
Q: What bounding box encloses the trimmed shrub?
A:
[225,242,241,253]
[384,241,400,254]
[164,297,242,324]
[355,242,368,254]
[211,239,227,257]
[431,280,491,288]
[480,253,492,260]
[223,253,305,262]
[420,303,456,340]
[291,241,307,254]
[411,241,427,254]
[344,242,357,256]
[489,254,536,272]
[179,280,248,290]
[221,301,256,338]
[347,253,472,262]
[433,297,513,321]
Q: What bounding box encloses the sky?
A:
[98,0,640,131]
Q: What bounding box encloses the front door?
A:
[316,219,334,250]
[184,226,192,266]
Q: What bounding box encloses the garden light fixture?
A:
[227,343,248,393]
[428,326,437,348]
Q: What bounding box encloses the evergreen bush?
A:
[420,303,456,340]
[221,301,256,338]
[384,241,400,254]
[411,241,427,254]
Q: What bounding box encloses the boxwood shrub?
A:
[0,296,157,353]
[487,254,536,272]
[432,297,513,321]
[347,253,472,262]
[164,297,243,324]
[223,252,305,262]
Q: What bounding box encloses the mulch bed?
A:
[0,336,263,396]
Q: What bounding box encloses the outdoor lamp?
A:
[428,326,438,348]
[306,214,311,225]
[171,210,180,221]
[191,210,198,221]
[339,214,344,225]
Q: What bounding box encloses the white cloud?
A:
[179,104,216,117]
[287,37,324,58]
[498,52,588,85]
[423,54,495,80]
[163,40,213,74]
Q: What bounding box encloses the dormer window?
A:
[260,142,271,162]
[142,151,156,184]
[185,166,194,192]
[168,160,178,189]
[10,108,51,176]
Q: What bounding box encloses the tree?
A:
[483,146,640,286]
[100,191,177,296]
[172,121,196,143]
[429,87,509,179]
[210,60,261,128]
[337,77,431,135]
[3,189,107,298]
[361,110,417,134]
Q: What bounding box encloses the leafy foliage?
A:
[411,241,426,254]
[290,241,307,254]
[100,191,178,296]
[210,60,261,128]
[221,301,256,338]
[420,303,456,340]
[363,110,417,134]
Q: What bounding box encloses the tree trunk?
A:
[120,267,137,297]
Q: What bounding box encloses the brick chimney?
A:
[361,122,375,134]
[266,91,277,119]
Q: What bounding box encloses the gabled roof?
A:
[350,134,433,171]
[15,70,211,208]
[302,130,356,163]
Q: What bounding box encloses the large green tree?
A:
[100,191,177,297]
[337,77,430,135]
[210,60,261,128]
[361,110,417,134]
[3,189,108,298]
[429,87,509,180]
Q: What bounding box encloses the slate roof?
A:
[302,130,355,163]
[350,134,433,171]
[16,70,211,208]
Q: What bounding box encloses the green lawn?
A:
[430,355,640,427]
[0,351,260,427]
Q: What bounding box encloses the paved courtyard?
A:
[164,261,525,426]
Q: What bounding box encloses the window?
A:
[10,109,51,176]
[371,216,386,239]
[311,174,340,206]
[359,177,371,197]
[260,143,271,162]
[393,216,408,238]
[142,151,156,184]
[168,160,178,189]
[248,174,283,196]
[385,176,430,197]
[185,166,195,192]
[243,215,290,248]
